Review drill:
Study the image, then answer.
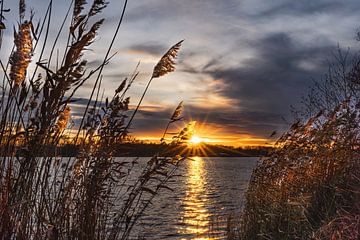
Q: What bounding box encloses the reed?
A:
[0,0,186,239]
[160,101,183,143]
[124,40,184,133]
[237,48,360,240]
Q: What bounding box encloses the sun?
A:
[189,135,204,145]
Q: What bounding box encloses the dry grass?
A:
[237,48,360,239]
[0,1,186,239]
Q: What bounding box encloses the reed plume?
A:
[173,120,196,142]
[9,21,32,88]
[73,0,87,20]
[115,78,127,94]
[125,40,184,132]
[171,101,183,122]
[89,0,108,16]
[152,40,184,78]
[55,106,71,132]
[0,0,9,50]
[19,0,25,20]
[161,101,183,142]
[65,19,104,67]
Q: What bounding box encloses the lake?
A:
[131,157,259,240]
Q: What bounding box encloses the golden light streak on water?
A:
[178,156,214,240]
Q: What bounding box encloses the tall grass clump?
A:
[0,0,186,239]
[238,48,360,239]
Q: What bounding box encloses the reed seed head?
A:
[56,106,71,132]
[10,21,32,88]
[171,101,183,121]
[73,0,87,20]
[89,0,109,16]
[177,120,196,141]
[65,19,104,67]
[19,0,26,20]
[152,40,184,78]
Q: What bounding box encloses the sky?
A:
[2,0,360,146]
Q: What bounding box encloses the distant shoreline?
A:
[12,143,271,158]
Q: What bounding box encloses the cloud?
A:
[2,0,360,145]
[69,27,359,144]
[207,32,336,114]
[126,42,167,56]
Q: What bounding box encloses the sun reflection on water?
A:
[179,156,213,240]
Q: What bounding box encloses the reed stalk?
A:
[0,1,187,239]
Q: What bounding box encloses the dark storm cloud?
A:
[207,32,335,114]
[182,105,286,138]
[129,110,172,134]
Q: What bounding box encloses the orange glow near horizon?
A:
[188,135,208,145]
[67,117,275,147]
[133,127,275,147]
[134,134,274,147]
[66,127,274,147]
[68,98,278,147]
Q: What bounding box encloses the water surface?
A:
[134,157,258,239]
